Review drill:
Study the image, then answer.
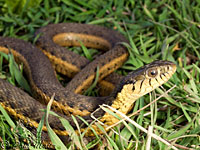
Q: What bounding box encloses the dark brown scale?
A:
[61,56,66,61]
[106,72,123,83]
[50,51,55,55]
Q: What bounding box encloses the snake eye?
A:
[147,68,158,77]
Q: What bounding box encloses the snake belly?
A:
[0,23,176,145]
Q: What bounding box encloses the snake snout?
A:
[146,61,176,90]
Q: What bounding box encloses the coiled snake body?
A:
[0,23,176,145]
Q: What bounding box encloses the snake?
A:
[0,23,176,146]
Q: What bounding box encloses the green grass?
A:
[0,0,200,149]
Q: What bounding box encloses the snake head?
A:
[114,60,176,99]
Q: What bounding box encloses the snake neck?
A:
[110,84,138,115]
[97,84,138,127]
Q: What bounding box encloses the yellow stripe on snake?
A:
[0,23,176,147]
